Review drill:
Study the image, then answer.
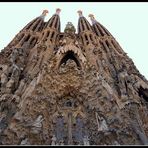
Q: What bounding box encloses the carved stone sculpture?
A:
[83,135,90,145]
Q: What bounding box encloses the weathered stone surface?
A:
[0,9,148,145]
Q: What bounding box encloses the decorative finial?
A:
[42,10,49,16]
[56,8,61,15]
[88,14,95,19]
[77,10,83,17]
[40,9,48,19]
[88,14,97,24]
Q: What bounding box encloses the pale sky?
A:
[0,2,148,79]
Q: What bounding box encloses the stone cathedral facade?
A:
[0,8,148,145]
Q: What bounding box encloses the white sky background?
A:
[0,2,148,79]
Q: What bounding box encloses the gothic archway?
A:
[58,50,81,69]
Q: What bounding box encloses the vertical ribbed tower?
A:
[0,9,148,145]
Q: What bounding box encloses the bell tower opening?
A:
[59,51,81,69]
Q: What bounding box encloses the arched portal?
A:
[59,51,81,69]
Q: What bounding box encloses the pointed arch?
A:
[58,50,81,69]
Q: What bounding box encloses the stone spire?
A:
[45,8,61,31]
[77,10,96,48]
[22,9,48,32]
[38,8,61,46]
[7,10,48,48]
[88,13,125,55]
[77,10,92,33]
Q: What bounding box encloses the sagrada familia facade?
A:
[0,8,148,145]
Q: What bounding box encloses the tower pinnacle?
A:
[40,9,49,19]
[77,10,83,17]
[56,8,61,15]
[42,10,49,16]
[88,14,97,25]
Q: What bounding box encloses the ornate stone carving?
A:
[0,8,148,146]
[64,22,76,35]
[95,112,109,132]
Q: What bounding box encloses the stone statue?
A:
[0,73,8,90]
[11,64,20,78]
[0,65,9,89]
[5,79,15,94]
[96,112,108,132]
[15,78,27,96]
[99,117,108,132]
[59,139,64,145]
[0,111,7,133]
[113,140,120,145]
[97,73,114,101]
[7,63,21,91]
[20,138,30,145]
[83,135,90,145]
[18,48,26,67]
[32,115,44,128]
[51,134,57,145]
[118,68,128,100]
[10,48,18,63]
[31,115,44,134]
